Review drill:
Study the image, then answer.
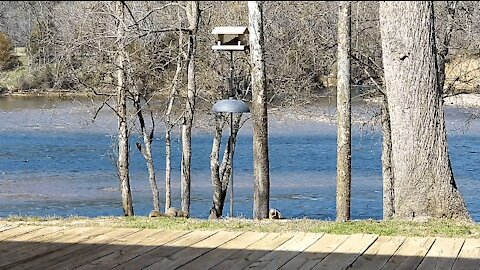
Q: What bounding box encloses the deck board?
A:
[58,228,159,269]
[380,236,435,270]
[79,229,190,270]
[451,238,480,270]
[178,231,268,270]
[416,237,465,270]
[111,230,216,270]
[11,227,132,270]
[280,233,349,270]
[0,226,79,268]
[9,226,114,270]
[0,224,478,270]
[210,232,295,270]
[0,225,44,242]
[41,227,140,269]
[347,236,405,270]
[247,232,323,270]
[144,231,242,269]
[311,234,378,270]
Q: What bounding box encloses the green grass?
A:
[2,216,479,239]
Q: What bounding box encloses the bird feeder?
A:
[211,26,250,219]
[211,26,249,51]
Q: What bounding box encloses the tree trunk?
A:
[134,95,160,212]
[210,114,242,218]
[248,1,270,220]
[180,1,199,217]
[165,31,183,212]
[115,1,133,216]
[336,1,352,222]
[381,93,395,219]
[165,128,172,212]
[210,115,227,218]
[379,1,470,221]
[437,1,457,94]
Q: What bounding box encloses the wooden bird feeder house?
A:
[211,26,249,51]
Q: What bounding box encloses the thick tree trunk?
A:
[379,1,470,220]
[336,1,352,222]
[248,1,270,220]
[180,1,199,217]
[381,94,395,219]
[115,1,133,216]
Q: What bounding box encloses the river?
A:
[0,95,479,221]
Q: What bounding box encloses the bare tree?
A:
[379,1,470,221]
[209,113,243,218]
[180,1,200,217]
[336,1,352,222]
[133,92,160,212]
[248,1,270,219]
[164,29,183,212]
[115,1,134,216]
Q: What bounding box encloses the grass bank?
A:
[2,216,479,239]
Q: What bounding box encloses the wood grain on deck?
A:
[0,224,478,270]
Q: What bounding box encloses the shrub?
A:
[0,32,20,71]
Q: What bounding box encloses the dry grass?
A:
[2,216,479,238]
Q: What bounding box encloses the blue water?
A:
[0,97,479,221]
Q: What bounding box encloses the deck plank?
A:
[0,224,19,233]
[347,236,405,270]
[247,232,324,270]
[10,226,114,270]
[75,229,190,270]
[451,238,480,270]
[178,231,268,270]
[144,231,242,269]
[311,234,378,270]
[12,227,133,270]
[0,225,44,241]
[53,228,159,270]
[0,226,80,268]
[0,226,69,254]
[380,237,435,270]
[111,230,216,270]
[39,227,140,269]
[210,232,295,270]
[280,233,349,270]
[416,237,465,270]
[1,225,479,270]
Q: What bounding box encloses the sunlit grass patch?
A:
[2,215,478,238]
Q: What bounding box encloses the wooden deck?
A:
[0,224,478,269]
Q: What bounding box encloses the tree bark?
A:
[379,1,470,221]
[381,93,395,219]
[336,1,352,222]
[180,1,199,217]
[210,114,242,218]
[115,1,133,216]
[437,1,457,94]
[165,30,183,212]
[210,115,227,218]
[134,95,160,212]
[248,1,270,220]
